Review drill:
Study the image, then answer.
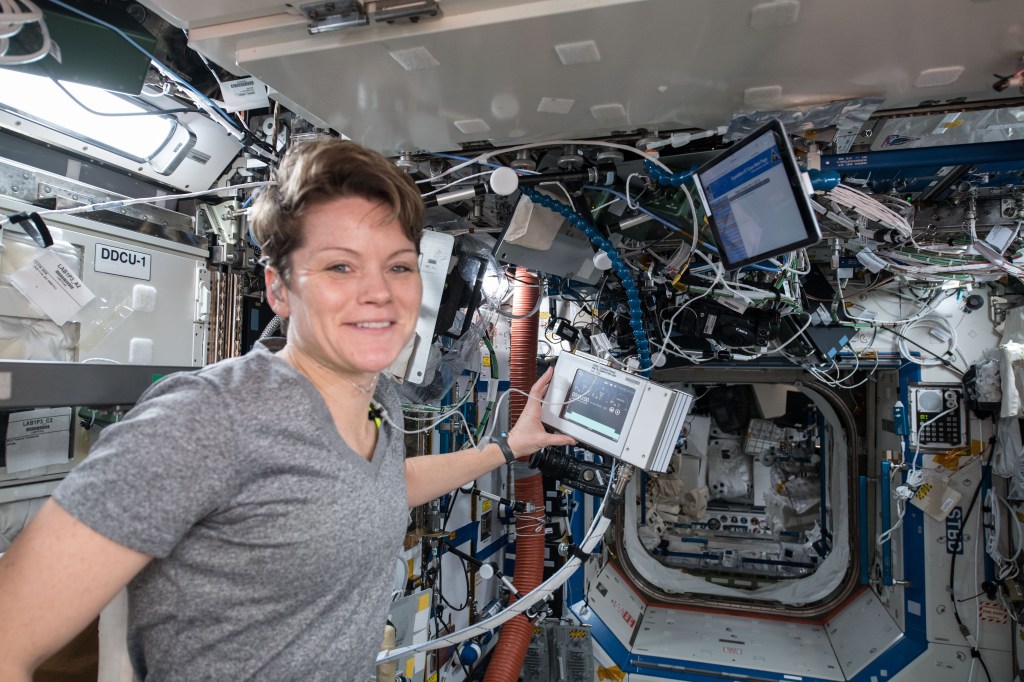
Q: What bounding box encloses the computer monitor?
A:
[693,119,821,271]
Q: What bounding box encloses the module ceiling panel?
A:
[145,0,1024,155]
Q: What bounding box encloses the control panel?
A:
[686,507,774,537]
[907,385,967,450]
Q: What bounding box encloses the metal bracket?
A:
[299,0,441,33]
[367,0,441,24]
[197,201,243,267]
[300,1,367,34]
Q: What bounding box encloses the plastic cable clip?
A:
[564,543,592,562]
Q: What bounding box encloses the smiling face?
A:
[266,196,423,383]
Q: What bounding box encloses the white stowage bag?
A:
[0,230,81,361]
[997,342,1024,418]
[0,316,74,360]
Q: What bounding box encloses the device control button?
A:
[918,389,943,412]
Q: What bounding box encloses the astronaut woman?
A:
[0,139,574,679]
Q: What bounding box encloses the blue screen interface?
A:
[699,129,807,266]
[560,370,636,442]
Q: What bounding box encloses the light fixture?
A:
[0,67,175,160]
[481,269,507,301]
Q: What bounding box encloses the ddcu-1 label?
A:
[94,243,152,280]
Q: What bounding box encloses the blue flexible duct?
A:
[643,160,694,188]
[520,187,652,376]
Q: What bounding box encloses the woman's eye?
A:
[391,263,417,274]
[330,264,351,273]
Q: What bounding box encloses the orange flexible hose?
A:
[484,270,543,681]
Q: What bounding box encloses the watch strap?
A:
[492,431,516,465]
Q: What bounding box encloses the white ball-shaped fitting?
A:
[592,251,612,270]
[489,166,520,196]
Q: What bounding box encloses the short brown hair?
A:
[249,138,424,283]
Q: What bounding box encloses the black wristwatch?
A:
[492,431,516,465]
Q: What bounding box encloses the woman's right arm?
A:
[0,499,152,680]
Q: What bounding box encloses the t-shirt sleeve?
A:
[53,372,240,558]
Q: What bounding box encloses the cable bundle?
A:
[0,0,52,65]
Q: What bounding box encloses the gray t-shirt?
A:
[53,341,409,680]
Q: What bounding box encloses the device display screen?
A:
[560,369,636,442]
[695,120,820,270]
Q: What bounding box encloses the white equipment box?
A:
[541,352,693,473]
[389,229,455,384]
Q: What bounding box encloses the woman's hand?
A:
[506,367,576,459]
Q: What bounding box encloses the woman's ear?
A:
[265,268,290,317]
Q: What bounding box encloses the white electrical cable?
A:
[772,249,811,276]
[897,314,958,367]
[837,280,952,327]
[418,170,495,197]
[985,489,1006,564]
[985,489,1024,566]
[421,138,671,186]
[973,233,1024,280]
[766,315,813,355]
[484,283,546,320]
[804,344,879,390]
[0,0,52,66]
[656,250,723,363]
[905,404,959,488]
[387,375,600,444]
[876,494,908,548]
[37,181,272,217]
[625,172,644,209]
[165,78,278,163]
[826,184,913,239]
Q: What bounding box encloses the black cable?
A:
[957,590,988,603]
[885,326,966,375]
[464,644,493,681]
[436,552,470,612]
[41,1,281,161]
[185,28,229,87]
[434,524,471,612]
[948,439,995,682]
[457,649,472,678]
[442,489,460,531]
[504,269,543,285]
[42,0,245,134]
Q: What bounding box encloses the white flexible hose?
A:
[0,0,52,66]
[897,315,958,366]
[376,500,614,662]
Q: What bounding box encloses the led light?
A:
[0,68,174,160]
[481,271,506,300]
